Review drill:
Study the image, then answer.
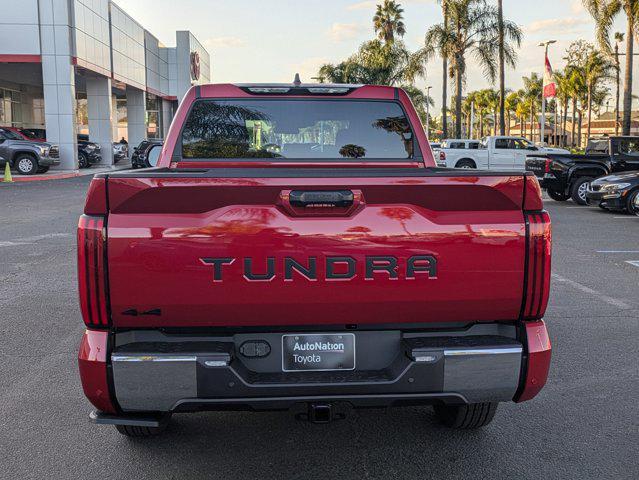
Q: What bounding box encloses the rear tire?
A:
[455,159,476,169]
[433,402,498,429]
[570,177,593,205]
[115,422,169,437]
[547,188,569,201]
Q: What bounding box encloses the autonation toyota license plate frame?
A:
[282,333,356,372]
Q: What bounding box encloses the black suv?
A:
[526,136,639,204]
[77,134,102,168]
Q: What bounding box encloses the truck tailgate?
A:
[105,169,526,328]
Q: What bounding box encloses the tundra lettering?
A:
[200,255,437,282]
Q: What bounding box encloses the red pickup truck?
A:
[78,81,552,437]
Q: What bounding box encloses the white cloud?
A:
[348,0,434,11]
[204,36,246,49]
[328,22,365,42]
[524,18,590,35]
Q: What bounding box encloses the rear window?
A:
[181,99,418,160]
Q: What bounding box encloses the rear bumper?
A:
[79,322,551,415]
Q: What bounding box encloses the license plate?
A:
[282,333,355,372]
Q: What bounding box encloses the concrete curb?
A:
[0,164,132,183]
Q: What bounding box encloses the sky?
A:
[114,0,635,110]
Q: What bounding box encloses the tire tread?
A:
[434,402,498,429]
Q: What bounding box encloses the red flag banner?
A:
[543,54,556,98]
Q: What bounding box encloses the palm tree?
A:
[565,68,586,147]
[425,0,521,138]
[318,39,426,87]
[475,89,491,137]
[515,92,531,137]
[505,91,520,135]
[554,71,571,147]
[583,50,614,140]
[373,0,406,44]
[484,89,500,135]
[522,73,542,140]
[583,0,639,135]
[462,91,477,137]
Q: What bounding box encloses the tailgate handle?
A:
[280,189,364,217]
[289,190,354,208]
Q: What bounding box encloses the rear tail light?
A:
[544,158,551,174]
[439,151,446,161]
[78,215,110,327]
[521,211,552,320]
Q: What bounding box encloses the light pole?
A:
[539,40,556,144]
[425,85,433,139]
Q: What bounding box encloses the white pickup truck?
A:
[436,136,569,170]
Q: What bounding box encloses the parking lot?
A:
[1,176,637,480]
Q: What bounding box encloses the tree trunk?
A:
[529,106,534,139]
[554,102,558,146]
[479,112,484,137]
[622,16,633,135]
[570,98,577,148]
[455,57,463,138]
[442,1,449,139]
[562,99,568,147]
[615,43,621,136]
[498,0,506,135]
[586,85,593,141]
[577,110,583,148]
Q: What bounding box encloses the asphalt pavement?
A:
[1,176,637,480]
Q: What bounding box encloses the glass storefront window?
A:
[145,93,162,139]
[0,88,23,126]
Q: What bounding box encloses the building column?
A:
[161,99,173,138]
[40,0,77,169]
[86,76,114,165]
[126,86,146,154]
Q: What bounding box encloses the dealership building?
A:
[0,0,211,169]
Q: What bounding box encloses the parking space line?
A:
[612,216,636,219]
[597,250,639,253]
[551,273,632,310]
[0,233,71,248]
[625,261,639,268]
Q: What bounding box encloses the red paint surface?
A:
[0,54,41,63]
[516,320,552,402]
[78,329,115,413]
[105,174,528,328]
